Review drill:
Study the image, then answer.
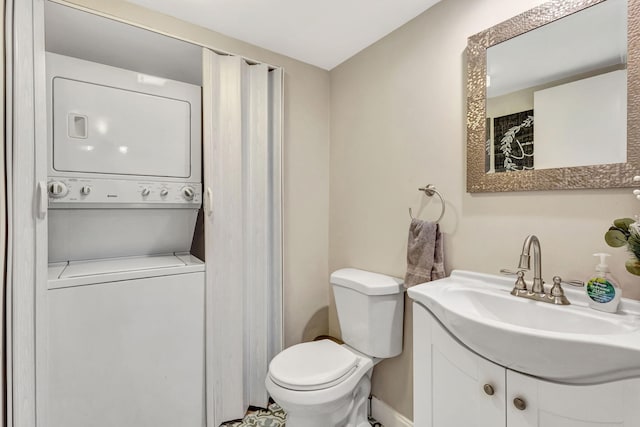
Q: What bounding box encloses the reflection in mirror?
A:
[466,0,640,192]
[486,0,627,173]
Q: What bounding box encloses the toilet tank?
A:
[331,268,405,358]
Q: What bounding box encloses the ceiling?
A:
[125,0,441,70]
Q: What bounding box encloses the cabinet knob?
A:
[483,384,495,396]
[513,397,527,411]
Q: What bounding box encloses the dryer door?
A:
[52,77,192,178]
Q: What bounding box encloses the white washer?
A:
[46,254,205,427]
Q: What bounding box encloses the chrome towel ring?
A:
[409,184,445,223]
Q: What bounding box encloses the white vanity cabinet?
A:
[413,302,640,427]
[506,370,640,427]
[413,299,506,426]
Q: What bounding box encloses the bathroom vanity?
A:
[409,271,640,426]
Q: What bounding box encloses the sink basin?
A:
[451,287,637,335]
[407,270,640,384]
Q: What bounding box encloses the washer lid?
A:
[269,340,358,391]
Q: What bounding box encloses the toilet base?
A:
[276,373,371,427]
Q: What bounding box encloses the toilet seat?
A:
[268,340,359,391]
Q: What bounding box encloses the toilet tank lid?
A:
[330,268,404,296]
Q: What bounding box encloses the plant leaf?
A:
[626,258,640,276]
[605,229,628,247]
[613,218,635,231]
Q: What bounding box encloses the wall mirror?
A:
[467,0,640,192]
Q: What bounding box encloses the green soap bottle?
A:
[585,253,621,313]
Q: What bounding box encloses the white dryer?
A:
[45,52,203,262]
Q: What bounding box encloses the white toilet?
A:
[265,268,405,427]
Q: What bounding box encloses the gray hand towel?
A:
[404,219,446,287]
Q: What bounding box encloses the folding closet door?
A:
[202,49,283,426]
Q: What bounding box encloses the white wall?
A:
[329,0,639,420]
[61,0,332,348]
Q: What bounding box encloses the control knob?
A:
[160,189,169,197]
[141,188,151,197]
[182,187,195,201]
[48,181,68,198]
[80,186,91,196]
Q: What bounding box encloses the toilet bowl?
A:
[265,340,374,427]
[266,268,405,427]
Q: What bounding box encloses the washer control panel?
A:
[47,178,202,208]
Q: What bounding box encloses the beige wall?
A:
[61,0,332,348]
[329,0,640,420]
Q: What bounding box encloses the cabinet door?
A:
[507,369,640,427]
[413,303,506,427]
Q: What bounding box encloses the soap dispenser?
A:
[585,253,621,313]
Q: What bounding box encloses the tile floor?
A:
[220,401,383,426]
[221,402,285,427]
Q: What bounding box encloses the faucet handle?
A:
[501,268,528,293]
[500,268,522,276]
[549,276,571,305]
[513,270,527,291]
[560,279,584,287]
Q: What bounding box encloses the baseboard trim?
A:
[371,396,413,427]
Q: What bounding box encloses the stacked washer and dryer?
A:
[43,53,205,427]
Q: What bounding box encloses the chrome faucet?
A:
[517,235,544,294]
[501,235,576,305]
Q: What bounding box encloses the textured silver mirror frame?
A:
[466,0,640,193]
